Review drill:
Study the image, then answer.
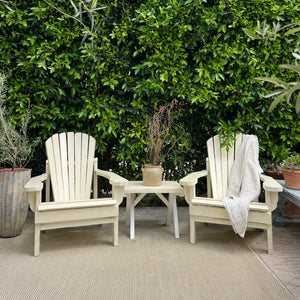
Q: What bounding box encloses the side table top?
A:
[124,181,184,194]
[277,180,300,200]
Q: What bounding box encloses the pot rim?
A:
[0,168,32,172]
[280,168,300,172]
[144,164,163,168]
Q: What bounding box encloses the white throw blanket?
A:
[222,135,263,238]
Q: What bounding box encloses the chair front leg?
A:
[267,225,273,254]
[34,223,41,257]
[190,215,196,244]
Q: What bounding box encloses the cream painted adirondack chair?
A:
[179,134,283,254]
[25,132,127,256]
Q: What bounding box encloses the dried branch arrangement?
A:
[146,101,185,166]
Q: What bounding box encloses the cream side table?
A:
[124,181,184,240]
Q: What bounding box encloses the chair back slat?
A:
[67,132,75,201]
[207,134,245,199]
[80,133,88,199]
[59,133,69,202]
[46,132,96,202]
[46,134,63,202]
[220,143,229,196]
[75,133,83,200]
[85,137,96,197]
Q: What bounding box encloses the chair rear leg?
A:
[190,216,196,244]
[113,217,118,246]
[34,224,41,257]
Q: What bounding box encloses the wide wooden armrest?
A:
[260,174,283,192]
[95,169,128,186]
[179,170,208,186]
[24,173,48,192]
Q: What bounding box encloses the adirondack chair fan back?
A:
[46,132,95,202]
[25,132,127,256]
[180,134,283,254]
[207,134,244,199]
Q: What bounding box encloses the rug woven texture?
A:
[0,207,292,300]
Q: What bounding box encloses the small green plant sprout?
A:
[262,161,281,173]
[281,154,300,171]
[0,0,14,12]
[243,20,300,113]
[42,0,107,45]
[255,51,300,113]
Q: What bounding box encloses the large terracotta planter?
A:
[280,168,300,190]
[0,168,31,237]
[142,164,163,186]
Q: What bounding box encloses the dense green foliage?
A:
[0,0,299,182]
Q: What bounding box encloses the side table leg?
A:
[172,194,180,238]
[166,194,173,226]
[130,196,135,239]
[273,194,286,227]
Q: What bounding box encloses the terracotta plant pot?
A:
[142,164,163,186]
[0,168,31,237]
[265,170,284,180]
[280,168,300,190]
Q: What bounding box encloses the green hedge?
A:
[0,0,299,180]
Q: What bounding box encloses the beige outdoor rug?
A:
[0,207,293,300]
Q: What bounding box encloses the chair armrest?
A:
[24,173,47,212]
[179,170,208,186]
[95,169,128,186]
[260,174,283,192]
[24,173,48,192]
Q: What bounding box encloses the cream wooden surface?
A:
[25,132,127,256]
[180,134,283,254]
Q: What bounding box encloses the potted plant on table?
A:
[280,153,300,190]
[0,73,39,237]
[263,161,284,180]
[143,100,185,186]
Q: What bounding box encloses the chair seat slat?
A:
[191,197,269,212]
[38,199,117,211]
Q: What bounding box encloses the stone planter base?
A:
[0,168,31,237]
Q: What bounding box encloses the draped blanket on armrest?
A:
[222,135,263,238]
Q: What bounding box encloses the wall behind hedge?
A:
[0,0,299,180]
